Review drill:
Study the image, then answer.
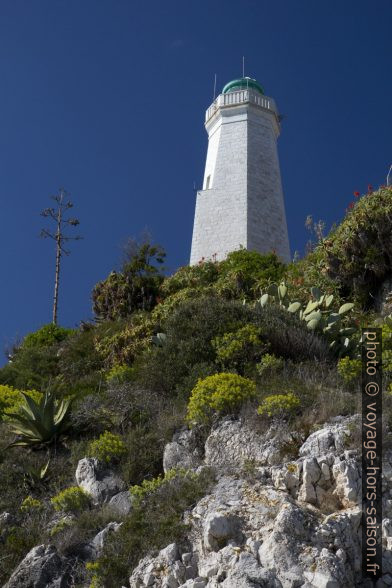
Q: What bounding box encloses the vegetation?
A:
[87,431,127,464]
[51,486,91,513]
[0,385,42,419]
[186,373,257,424]
[302,186,392,306]
[91,468,214,586]
[257,392,301,419]
[6,391,72,448]
[1,187,391,584]
[92,239,166,321]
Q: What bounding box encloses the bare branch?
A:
[40,188,82,324]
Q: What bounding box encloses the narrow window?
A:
[206,175,211,189]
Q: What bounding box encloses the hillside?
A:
[1,186,392,587]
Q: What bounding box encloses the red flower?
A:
[353,191,360,197]
[367,185,373,193]
[348,202,355,209]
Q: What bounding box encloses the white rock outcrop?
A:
[129,415,391,587]
[4,545,69,588]
[75,457,126,504]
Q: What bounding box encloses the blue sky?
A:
[0,0,391,357]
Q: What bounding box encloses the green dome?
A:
[222,77,264,95]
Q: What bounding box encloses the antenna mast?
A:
[242,56,245,78]
[213,73,217,100]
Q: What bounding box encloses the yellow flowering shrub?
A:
[212,324,263,369]
[20,495,43,512]
[0,385,42,419]
[256,353,284,376]
[51,486,91,513]
[257,392,300,419]
[186,373,257,424]
[105,364,135,384]
[87,431,127,464]
[337,357,361,384]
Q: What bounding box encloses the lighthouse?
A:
[190,77,291,265]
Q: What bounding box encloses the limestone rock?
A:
[75,457,125,504]
[203,512,242,552]
[221,551,282,587]
[4,545,68,588]
[204,419,292,471]
[163,427,203,473]
[127,414,392,587]
[89,521,122,559]
[108,490,133,516]
[331,455,361,507]
[129,543,190,588]
[299,415,360,458]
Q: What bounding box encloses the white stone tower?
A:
[190,77,291,265]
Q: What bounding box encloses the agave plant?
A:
[7,391,72,448]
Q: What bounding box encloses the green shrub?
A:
[186,373,257,424]
[92,241,166,321]
[51,486,91,513]
[0,345,61,392]
[151,286,216,323]
[337,357,362,385]
[94,313,155,367]
[130,468,180,502]
[160,261,220,297]
[140,297,330,396]
[105,364,135,384]
[212,324,265,372]
[159,250,285,303]
[215,248,286,299]
[313,186,392,305]
[139,297,256,395]
[257,392,300,419]
[21,324,74,350]
[94,468,213,586]
[87,431,127,464]
[57,326,105,395]
[0,324,74,392]
[256,353,284,376]
[20,495,44,512]
[252,304,331,362]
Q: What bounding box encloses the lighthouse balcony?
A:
[205,89,278,123]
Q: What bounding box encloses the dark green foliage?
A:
[139,297,255,395]
[120,426,164,486]
[94,468,214,587]
[0,325,74,392]
[92,241,166,321]
[21,324,75,350]
[252,304,331,362]
[140,297,331,396]
[160,260,220,297]
[0,346,60,391]
[216,249,286,299]
[305,186,392,306]
[160,250,286,303]
[56,326,105,396]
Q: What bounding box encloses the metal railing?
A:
[205,89,276,123]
